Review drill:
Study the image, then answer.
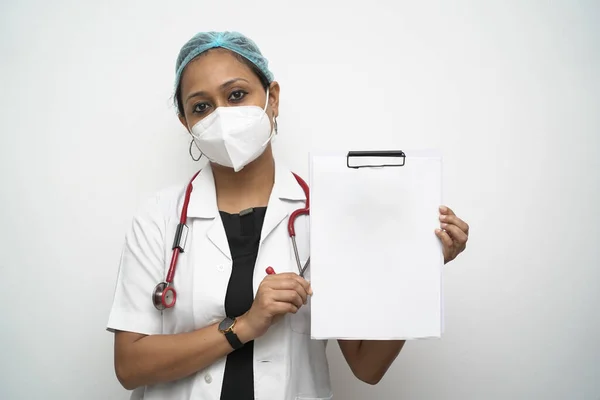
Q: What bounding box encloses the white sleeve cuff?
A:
[106,308,162,336]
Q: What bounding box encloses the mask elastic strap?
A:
[258,86,275,146]
[263,87,270,111]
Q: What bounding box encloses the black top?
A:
[219,207,266,400]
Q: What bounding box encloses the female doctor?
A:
[107,31,470,400]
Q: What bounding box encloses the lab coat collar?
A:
[186,159,306,259]
[185,159,306,219]
[185,165,218,219]
[270,158,307,203]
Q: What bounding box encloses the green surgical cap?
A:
[174,31,274,91]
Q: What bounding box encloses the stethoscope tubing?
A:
[153,170,310,310]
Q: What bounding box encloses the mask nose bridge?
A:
[186,92,231,129]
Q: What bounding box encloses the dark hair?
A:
[175,50,270,116]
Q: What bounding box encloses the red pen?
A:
[266,266,276,275]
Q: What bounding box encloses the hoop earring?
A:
[274,117,278,135]
[189,140,202,162]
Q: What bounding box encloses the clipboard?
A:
[309,150,443,340]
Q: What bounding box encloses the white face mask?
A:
[189,89,274,172]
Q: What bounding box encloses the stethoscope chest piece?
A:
[153,282,177,311]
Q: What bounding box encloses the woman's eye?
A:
[229,90,247,102]
[193,103,209,114]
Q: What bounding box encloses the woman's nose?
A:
[213,99,228,108]
[213,95,234,109]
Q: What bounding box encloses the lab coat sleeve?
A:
[107,193,167,335]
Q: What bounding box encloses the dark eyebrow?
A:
[185,78,250,104]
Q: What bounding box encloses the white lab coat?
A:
[107,160,332,400]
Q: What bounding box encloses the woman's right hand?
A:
[242,272,312,339]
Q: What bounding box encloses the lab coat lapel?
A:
[260,162,306,246]
[206,216,231,260]
[186,165,231,260]
[260,196,288,248]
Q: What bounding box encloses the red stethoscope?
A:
[152,170,310,311]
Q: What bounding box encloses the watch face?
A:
[219,317,234,332]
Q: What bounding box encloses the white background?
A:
[1,1,599,399]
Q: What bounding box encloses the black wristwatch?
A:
[218,317,244,350]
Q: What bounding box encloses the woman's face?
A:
[178,48,279,130]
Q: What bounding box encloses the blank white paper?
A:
[309,151,443,340]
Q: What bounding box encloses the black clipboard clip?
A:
[346,150,406,169]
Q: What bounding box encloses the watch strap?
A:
[224,329,244,350]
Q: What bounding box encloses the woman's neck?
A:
[212,148,275,214]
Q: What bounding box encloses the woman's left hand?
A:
[435,206,469,264]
